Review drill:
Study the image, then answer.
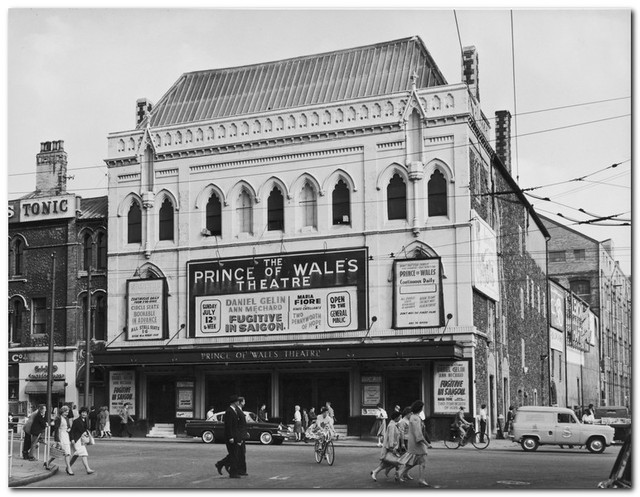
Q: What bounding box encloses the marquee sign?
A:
[8,194,76,223]
[393,258,444,328]
[187,248,368,337]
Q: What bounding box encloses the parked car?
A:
[185,411,287,445]
[510,406,615,453]
[593,406,631,442]
[597,433,631,488]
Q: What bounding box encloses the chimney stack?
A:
[495,110,512,173]
[136,98,153,126]
[462,46,479,102]
[36,140,68,194]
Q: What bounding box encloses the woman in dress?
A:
[370,410,402,481]
[293,405,302,442]
[370,403,388,447]
[69,407,95,474]
[53,405,74,475]
[98,406,112,438]
[396,400,431,487]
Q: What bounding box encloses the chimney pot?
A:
[495,110,512,173]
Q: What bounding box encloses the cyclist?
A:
[311,406,336,441]
[454,406,472,445]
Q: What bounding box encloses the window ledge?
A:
[9,277,27,283]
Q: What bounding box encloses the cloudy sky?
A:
[5,6,632,273]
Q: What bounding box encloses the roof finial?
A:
[410,71,419,90]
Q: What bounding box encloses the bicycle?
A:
[313,432,335,465]
[444,425,490,450]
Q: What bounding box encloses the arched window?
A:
[96,232,107,270]
[206,193,222,236]
[267,187,284,231]
[13,238,24,276]
[428,169,447,216]
[387,173,407,220]
[94,294,106,341]
[300,182,317,228]
[332,179,350,225]
[8,299,23,344]
[159,198,174,241]
[83,233,93,270]
[237,190,253,234]
[127,202,142,244]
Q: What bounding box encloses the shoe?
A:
[66,468,74,476]
[370,471,377,482]
[87,469,95,474]
[215,462,223,475]
[405,474,414,480]
[418,481,431,487]
[27,456,36,461]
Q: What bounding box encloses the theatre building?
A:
[96,36,549,437]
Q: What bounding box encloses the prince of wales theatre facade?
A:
[94,36,550,438]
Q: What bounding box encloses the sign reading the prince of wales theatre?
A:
[187,248,368,337]
[393,258,444,328]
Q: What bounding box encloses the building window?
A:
[206,193,222,236]
[83,233,92,270]
[267,187,284,231]
[387,173,407,220]
[127,202,142,244]
[12,238,24,276]
[428,169,447,216]
[332,179,350,225]
[573,249,586,260]
[159,198,174,241]
[96,232,107,270]
[81,294,89,337]
[32,297,47,335]
[9,299,23,344]
[570,280,591,299]
[549,251,566,262]
[237,190,253,234]
[300,182,317,228]
[94,294,106,341]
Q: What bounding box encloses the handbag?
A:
[81,432,95,445]
[381,450,401,468]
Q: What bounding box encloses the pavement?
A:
[7,434,518,487]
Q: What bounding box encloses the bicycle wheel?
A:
[443,432,460,449]
[325,441,335,465]
[314,440,323,463]
[471,431,490,450]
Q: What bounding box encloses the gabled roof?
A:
[78,196,108,220]
[142,36,447,129]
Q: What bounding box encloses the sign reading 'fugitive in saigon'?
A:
[433,361,470,414]
[187,248,368,337]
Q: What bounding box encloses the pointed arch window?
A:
[94,294,107,341]
[237,190,253,234]
[387,173,407,220]
[13,238,24,276]
[159,198,175,241]
[300,182,317,228]
[9,298,24,344]
[267,187,284,231]
[83,233,93,270]
[428,169,447,216]
[332,179,351,225]
[96,232,107,270]
[206,193,222,236]
[127,202,142,244]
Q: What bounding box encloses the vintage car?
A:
[185,411,287,445]
[510,406,615,453]
[593,406,631,442]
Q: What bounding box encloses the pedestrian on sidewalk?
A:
[119,403,135,438]
[396,407,411,455]
[69,407,95,474]
[236,397,249,476]
[215,394,241,478]
[88,406,98,436]
[206,406,216,421]
[396,400,432,487]
[98,406,112,438]
[504,406,515,435]
[479,404,487,442]
[25,404,47,461]
[370,410,402,481]
[370,403,388,447]
[53,406,74,475]
[293,405,302,441]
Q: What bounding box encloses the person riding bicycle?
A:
[310,406,336,441]
[453,406,472,444]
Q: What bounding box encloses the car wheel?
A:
[521,437,539,452]
[201,430,215,444]
[587,436,606,454]
[259,432,273,445]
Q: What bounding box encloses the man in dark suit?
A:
[236,396,248,476]
[215,395,241,478]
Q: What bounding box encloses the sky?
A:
[5,6,632,274]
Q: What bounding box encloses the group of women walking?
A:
[48,406,96,476]
[370,400,434,488]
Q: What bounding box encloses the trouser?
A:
[479,420,487,442]
[237,442,246,474]
[22,431,32,457]
[28,434,42,458]
[219,442,240,476]
[121,423,132,437]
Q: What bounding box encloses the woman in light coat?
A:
[370,410,402,481]
[397,400,431,487]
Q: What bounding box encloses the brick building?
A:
[542,215,631,408]
[94,36,549,438]
[8,141,108,418]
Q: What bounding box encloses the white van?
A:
[511,406,615,453]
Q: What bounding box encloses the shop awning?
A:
[24,380,66,394]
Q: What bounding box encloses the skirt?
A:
[398,451,427,467]
[72,441,88,457]
[294,421,302,434]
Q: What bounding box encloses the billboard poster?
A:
[471,212,500,301]
[187,248,367,337]
[393,258,444,328]
[550,327,564,352]
[109,370,135,415]
[433,361,470,414]
[549,281,566,331]
[127,278,166,340]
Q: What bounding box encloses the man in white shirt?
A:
[479,404,487,443]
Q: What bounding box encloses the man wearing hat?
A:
[215,394,242,478]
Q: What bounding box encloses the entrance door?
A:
[206,374,271,417]
[280,372,349,423]
[147,378,176,424]
[385,370,421,412]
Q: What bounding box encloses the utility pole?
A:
[84,264,92,407]
[46,252,56,424]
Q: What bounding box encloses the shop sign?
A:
[109,371,136,415]
[187,248,367,337]
[8,194,76,224]
[393,258,444,328]
[27,364,65,380]
[433,361,469,414]
[127,278,167,340]
[549,282,566,331]
[471,213,500,301]
[550,327,564,352]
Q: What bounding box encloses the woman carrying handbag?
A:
[370,410,402,481]
[69,407,96,475]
